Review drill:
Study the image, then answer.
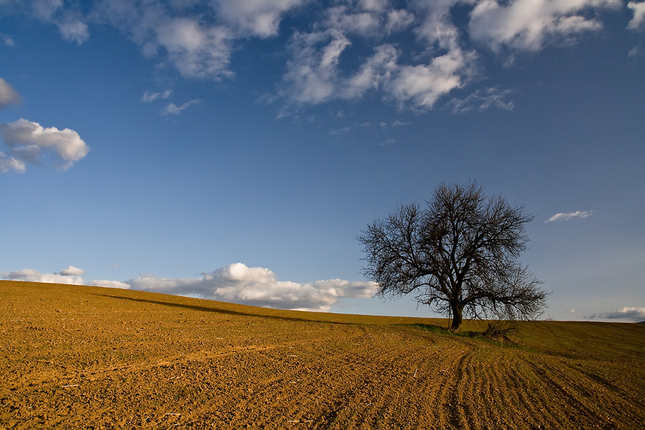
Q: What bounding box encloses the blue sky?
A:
[1,0,644,322]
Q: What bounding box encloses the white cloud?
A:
[60,266,85,276]
[251,0,624,110]
[216,0,306,38]
[386,48,476,109]
[0,77,21,110]
[95,2,234,80]
[278,1,475,110]
[125,263,379,312]
[0,119,90,171]
[31,0,90,44]
[343,44,399,99]
[627,1,645,31]
[1,262,367,311]
[0,152,26,173]
[447,87,514,113]
[282,30,351,104]
[57,19,90,44]
[9,0,630,112]
[2,266,128,289]
[142,90,173,102]
[2,267,85,285]
[282,30,405,105]
[162,99,201,114]
[385,9,415,33]
[413,0,461,50]
[281,25,474,109]
[90,0,303,79]
[469,0,620,52]
[323,6,382,36]
[32,0,63,21]
[90,279,131,289]
[589,307,645,321]
[155,17,233,79]
[546,210,593,222]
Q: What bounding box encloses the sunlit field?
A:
[1,280,643,429]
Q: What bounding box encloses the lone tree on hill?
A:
[358,182,548,331]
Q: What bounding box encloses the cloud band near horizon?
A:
[1,263,379,312]
[588,307,645,322]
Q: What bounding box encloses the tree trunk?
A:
[450,301,463,331]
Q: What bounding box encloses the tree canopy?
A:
[358,182,548,331]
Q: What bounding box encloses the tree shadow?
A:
[410,323,529,350]
[411,323,489,338]
[410,323,462,335]
[89,293,349,325]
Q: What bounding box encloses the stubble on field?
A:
[1,281,644,429]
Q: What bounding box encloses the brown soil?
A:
[1,281,644,429]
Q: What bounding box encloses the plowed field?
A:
[1,281,644,429]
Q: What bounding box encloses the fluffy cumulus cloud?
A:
[126,263,379,311]
[2,263,378,311]
[281,30,352,104]
[322,5,383,36]
[155,17,233,79]
[60,266,85,276]
[278,1,478,110]
[92,1,233,80]
[385,8,415,33]
[2,266,130,289]
[3,0,630,110]
[88,0,302,80]
[385,49,476,109]
[342,44,399,100]
[0,118,90,172]
[2,266,86,285]
[469,0,621,52]
[589,307,645,321]
[546,210,593,222]
[215,0,306,38]
[90,279,131,289]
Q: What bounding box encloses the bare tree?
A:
[357,182,548,331]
